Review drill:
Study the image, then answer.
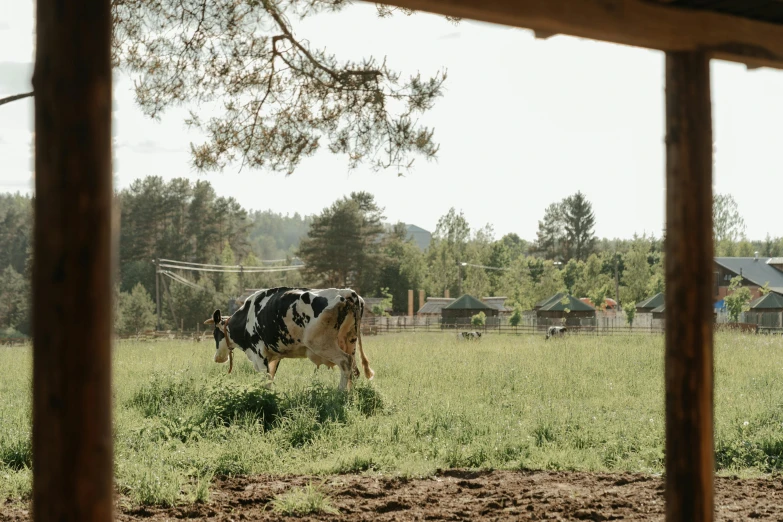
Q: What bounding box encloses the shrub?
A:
[271,483,339,516]
[117,283,156,338]
[471,311,486,327]
[202,381,280,429]
[509,307,522,327]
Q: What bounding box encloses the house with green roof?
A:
[745,293,783,327]
[533,292,568,311]
[535,293,596,324]
[636,293,665,314]
[441,294,498,325]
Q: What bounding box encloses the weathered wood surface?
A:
[664,50,715,522]
[32,0,114,520]
[369,0,783,69]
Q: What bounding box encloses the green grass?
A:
[2,333,783,506]
[271,482,339,516]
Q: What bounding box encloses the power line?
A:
[158,263,303,274]
[460,262,509,271]
[159,257,290,267]
[161,270,206,291]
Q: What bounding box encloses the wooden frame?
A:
[34,0,774,521]
[378,0,783,69]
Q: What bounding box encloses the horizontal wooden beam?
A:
[369,0,783,69]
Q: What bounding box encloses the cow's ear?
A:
[212,309,221,325]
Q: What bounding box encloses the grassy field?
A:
[2,332,783,506]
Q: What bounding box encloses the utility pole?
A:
[155,258,161,330]
[160,272,178,327]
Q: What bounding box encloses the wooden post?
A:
[408,289,414,317]
[418,289,425,314]
[155,258,161,330]
[31,0,113,520]
[664,50,714,522]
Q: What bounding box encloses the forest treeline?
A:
[1,176,781,336]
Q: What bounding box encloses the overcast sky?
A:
[2,2,783,242]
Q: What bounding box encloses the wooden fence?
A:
[360,316,665,336]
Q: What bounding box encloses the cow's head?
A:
[204,309,232,364]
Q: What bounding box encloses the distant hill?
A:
[405,224,432,251]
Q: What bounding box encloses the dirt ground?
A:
[4,470,783,521]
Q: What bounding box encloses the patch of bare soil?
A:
[4,470,783,521]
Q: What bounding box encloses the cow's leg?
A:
[312,345,354,390]
[260,354,276,388]
[267,359,281,379]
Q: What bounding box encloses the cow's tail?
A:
[356,303,374,380]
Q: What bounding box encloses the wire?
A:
[158,263,303,273]
[159,257,291,267]
[460,262,509,271]
[160,271,205,291]
[164,270,205,289]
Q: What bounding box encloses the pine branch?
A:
[0,92,34,107]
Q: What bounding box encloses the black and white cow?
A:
[546,326,567,340]
[457,331,482,341]
[204,287,373,390]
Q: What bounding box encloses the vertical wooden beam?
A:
[32,0,113,520]
[408,289,414,317]
[664,50,714,522]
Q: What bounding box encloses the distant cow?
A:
[458,331,482,341]
[546,326,567,340]
[204,287,373,390]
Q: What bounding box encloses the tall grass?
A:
[1,332,783,505]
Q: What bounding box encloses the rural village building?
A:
[580,296,617,311]
[482,296,512,316]
[714,256,783,300]
[535,293,596,323]
[416,297,454,316]
[637,292,665,314]
[417,296,511,317]
[440,294,499,325]
[745,292,783,327]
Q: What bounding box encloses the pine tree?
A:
[535,202,566,261]
[298,193,385,293]
[562,191,597,262]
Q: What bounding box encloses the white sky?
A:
[1,2,782,241]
